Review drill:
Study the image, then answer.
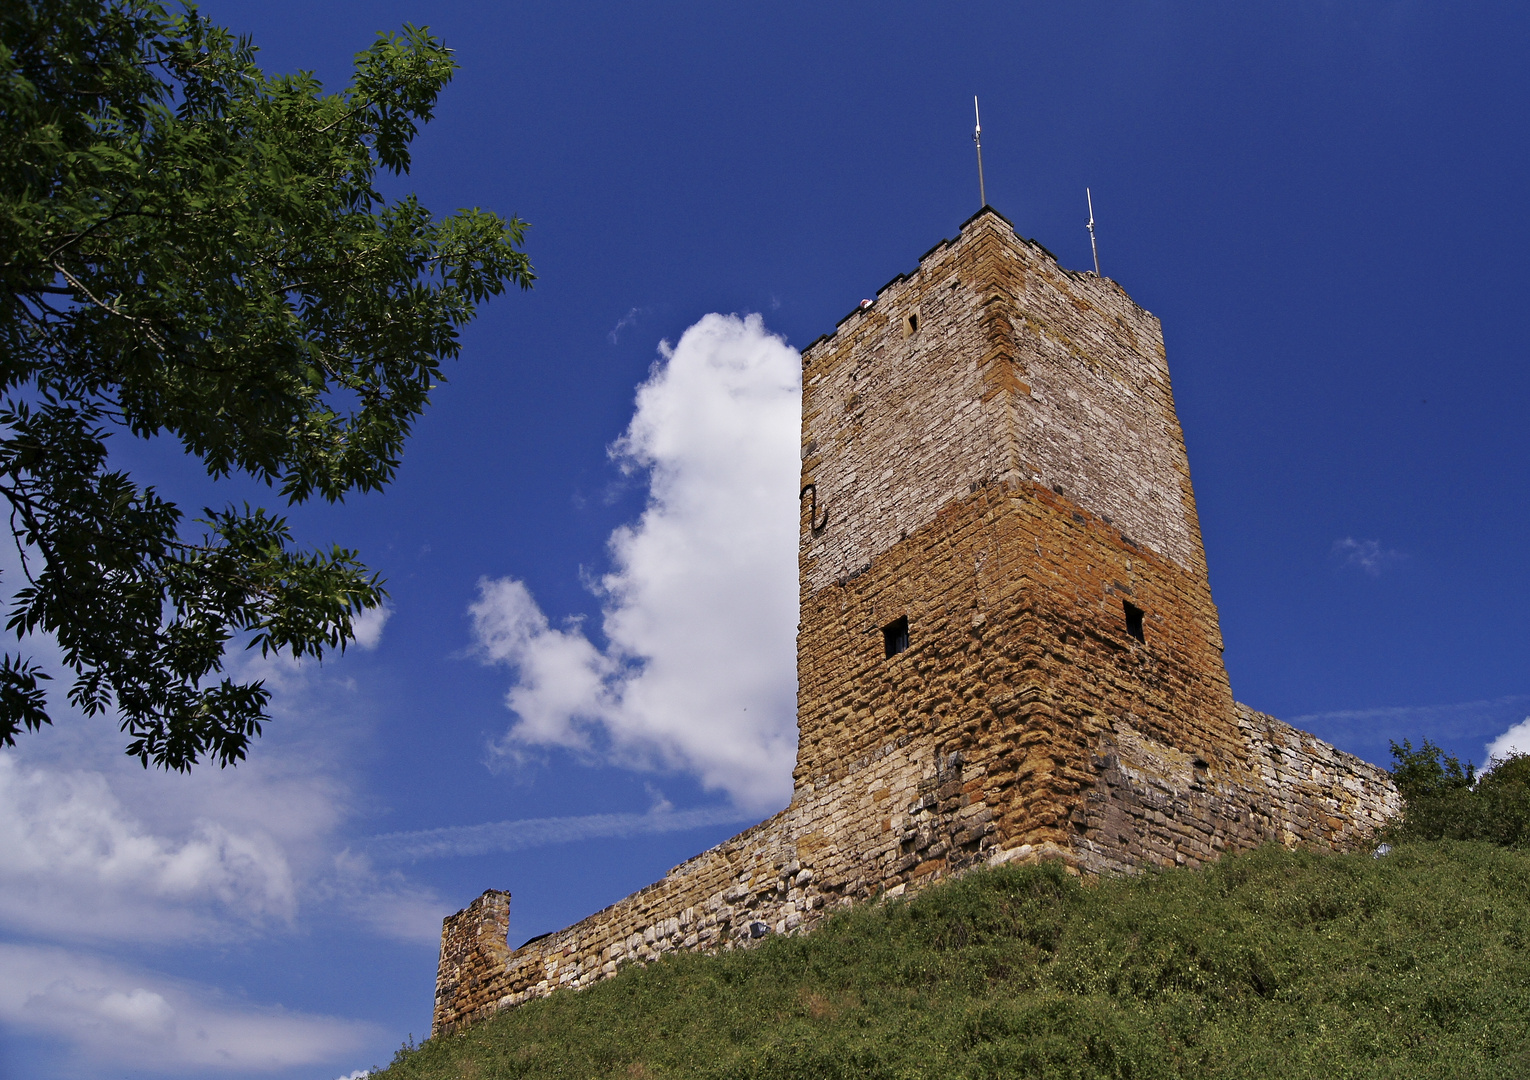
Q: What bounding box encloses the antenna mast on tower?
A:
[973,96,987,208]
[1086,187,1101,276]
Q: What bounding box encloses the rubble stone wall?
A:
[433,690,1396,1034]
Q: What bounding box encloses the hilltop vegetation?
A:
[376,839,1530,1079]
[1387,742,1530,848]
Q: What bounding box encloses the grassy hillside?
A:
[377,842,1530,1079]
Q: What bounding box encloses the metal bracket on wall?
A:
[799,483,829,534]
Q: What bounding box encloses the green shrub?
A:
[1388,739,1530,846]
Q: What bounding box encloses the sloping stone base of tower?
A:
[432,481,1398,1036]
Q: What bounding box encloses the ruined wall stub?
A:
[432,208,1399,1038]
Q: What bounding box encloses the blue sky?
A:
[3,3,1529,1077]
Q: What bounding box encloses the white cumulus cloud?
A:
[0,943,376,1072]
[349,602,393,650]
[472,313,801,813]
[1486,717,1530,766]
[0,753,297,942]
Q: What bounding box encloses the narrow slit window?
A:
[904,312,919,336]
[883,616,909,658]
[1123,601,1145,643]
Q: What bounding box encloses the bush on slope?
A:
[1388,742,1530,847]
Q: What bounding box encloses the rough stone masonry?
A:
[432,207,1400,1037]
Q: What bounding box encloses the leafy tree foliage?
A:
[1388,738,1530,846]
[0,1,532,768]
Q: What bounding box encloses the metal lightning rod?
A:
[973,96,987,208]
[1086,187,1101,277]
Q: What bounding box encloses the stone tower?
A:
[430,208,1398,1036]
[793,205,1240,874]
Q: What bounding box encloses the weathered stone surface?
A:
[431,208,1400,1038]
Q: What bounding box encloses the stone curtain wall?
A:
[1075,706,1400,875]
[433,691,1397,1034]
[432,210,1401,1037]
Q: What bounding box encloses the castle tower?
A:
[431,209,1399,1036]
[793,206,1239,872]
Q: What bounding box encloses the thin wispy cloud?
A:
[1292,694,1530,767]
[472,313,802,814]
[0,943,377,1072]
[608,306,643,344]
[1332,536,1407,576]
[1292,695,1530,732]
[323,850,448,945]
[366,804,754,863]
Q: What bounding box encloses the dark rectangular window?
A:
[883,616,909,658]
[1123,601,1145,643]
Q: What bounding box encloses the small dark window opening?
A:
[1123,601,1145,643]
[906,313,919,333]
[883,616,910,658]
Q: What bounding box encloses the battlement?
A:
[432,208,1399,1038]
